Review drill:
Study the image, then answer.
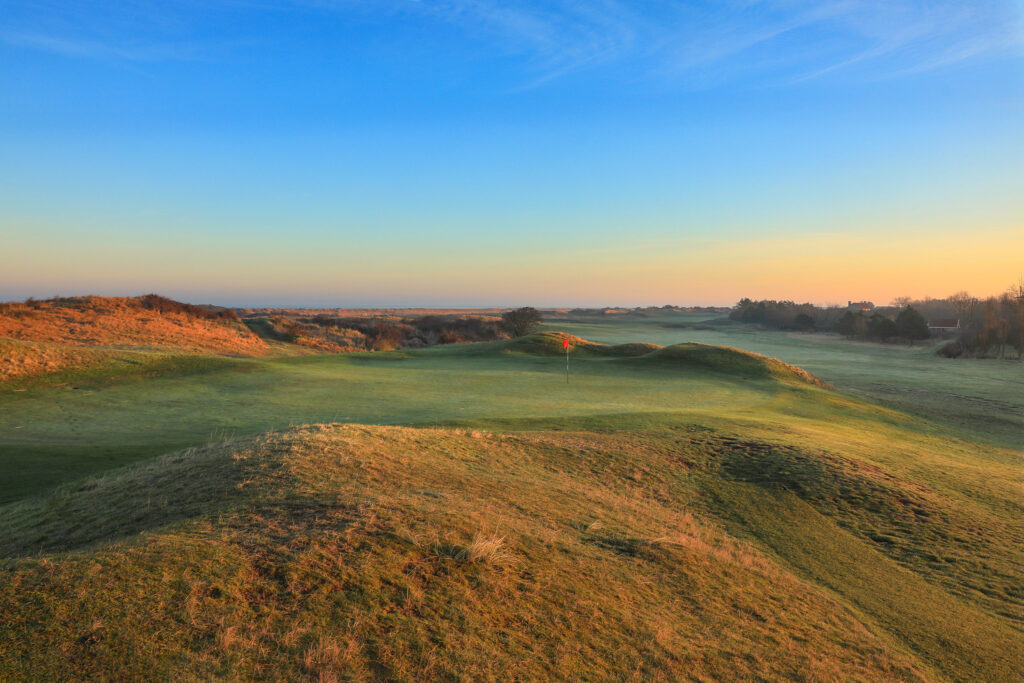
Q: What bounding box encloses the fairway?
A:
[1,336,806,503]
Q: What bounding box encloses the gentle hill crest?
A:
[505,332,831,388]
[0,295,266,381]
[0,295,264,355]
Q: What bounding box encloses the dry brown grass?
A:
[0,338,114,381]
[0,296,267,381]
[0,296,266,357]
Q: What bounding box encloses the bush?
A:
[867,314,898,341]
[501,307,542,337]
[896,306,929,341]
[937,341,964,358]
[794,313,815,331]
[139,294,238,322]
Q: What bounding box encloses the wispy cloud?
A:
[1,31,207,62]
[3,0,1021,85]
[378,0,1024,86]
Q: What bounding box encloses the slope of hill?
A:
[506,332,831,388]
[0,296,266,354]
[0,424,937,681]
[1,416,1021,680]
[0,296,267,381]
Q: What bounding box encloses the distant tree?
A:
[836,311,859,337]
[868,313,897,341]
[895,306,930,342]
[948,290,977,328]
[793,313,815,331]
[1009,277,1024,306]
[501,307,542,337]
[891,296,912,310]
[1010,278,1024,358]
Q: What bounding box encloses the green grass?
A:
[1,323,1021,680]
[542,313,1024,449]
[0,335,827,503]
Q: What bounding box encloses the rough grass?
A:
[0,296,266,377]
[0,338,248,388]
[1,424,936,681]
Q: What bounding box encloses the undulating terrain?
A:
[1,299,1021,681]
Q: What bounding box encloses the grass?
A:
[1,417,1019,680]
[1,318,1021,680]
[0,335,826,503]
[0,296,266,361]
[542,313,1024,449]
[0,425,944,680]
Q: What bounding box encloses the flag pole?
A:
[565,341,569,384]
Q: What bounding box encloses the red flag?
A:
[562,339,570,349]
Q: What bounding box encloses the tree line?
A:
[730,280,1023,358]
[729,298,929,341]
[937,283,1024,359]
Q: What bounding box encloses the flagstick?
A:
[565,345,569,384]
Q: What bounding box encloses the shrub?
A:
[139,294,238,322]
[501,307,542,337]
[896,306,929,341]
[794,313,815,331]
[938,341,964,358]
[868,314,898,341]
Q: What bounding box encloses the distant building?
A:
[928,318,960,333]
[847,301,875,311]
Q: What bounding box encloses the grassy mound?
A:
[506,334,829,388]
[1,423,941,681]
[0,296,265,372]
[639,342,832,388]
[504,332,660,357]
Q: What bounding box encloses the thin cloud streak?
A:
[1,31,209,63]
[3,0,1022,83]
[382,0,1024,86]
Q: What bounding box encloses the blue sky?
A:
[2,1,1022,306]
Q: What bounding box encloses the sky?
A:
[1,0,1022,307]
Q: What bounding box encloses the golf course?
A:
[1,307,1021,680]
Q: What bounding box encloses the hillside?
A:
[2,419,1021,680]
[0,424,942,680]
[0,296,267,381]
